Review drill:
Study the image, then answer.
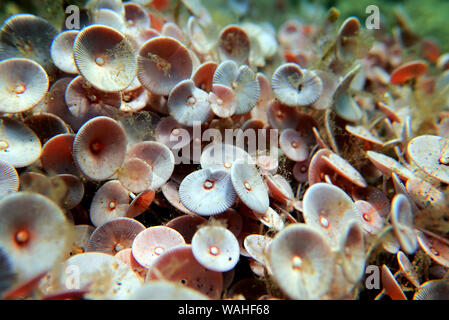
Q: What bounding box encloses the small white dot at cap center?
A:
[209,246,220,256]
[244,181,252,191]
[319,216,329,228]
[187,96,196,106]
[108,200,117,210]
[0,141,9,151]
[292,255,302,269]
[154,247,164,255]
[114,243,124,252]
[203,180,214,190]
[95,57,105,66]
[14,83,26,94]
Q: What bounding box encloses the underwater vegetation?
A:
[0,0,449,300]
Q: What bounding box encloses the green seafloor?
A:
[1,0,449,52]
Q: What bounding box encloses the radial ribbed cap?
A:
[65,75,122,120]
[50,174,85,210]
[322,152,367,188]
[209,84,238,118]
[0,160,19,197]
[50,30,79,74]
[279,128,309,162]
[354,200,384,235]
[390,194,417,255]
[179,168,236,216]
[407,135,449,184]
[56,252,141,299]
[161,22,185,42]
[120,86,150,113]
[130,281,209,300]
[366,150,414,181]
[137,36,192,96]
[231,158,269,214]
[191,226,240,272]
[391,60,428,85]
[73,25,137,92]
[89,180,130,227]
[307,148,333,185]
[87,0,125,16]
[73,116,127,181]
[87,217,145,255]
[200,143,253,171]
[252,207,285,232]
[302,183,359,245]
[267,100,300,130]
[167,79,213,126]
[272,63,323,107]
[213,60,260,115]
[126,141,175,189]
[0,58,49,113]
[41,134,78,176]
[166,214,208,244]
[132,226,186,268]
[345,125,384,147]
[114,248,147,279]
[293,159,310,183]
[0,192,72,282]
[0,116,41,168]
[217,25,250,65]
[267,223,335,300]
[23,113,70,146]
[243,234,272,265]
[417,229,449,268]
[414,280,449,300]
[265,174,294,204]
[124,3,150,31]
[0,14,58,75]
[47,78,84,132]
[92,8,126,33]
[117,157,153,194]
[192,61,218,92]
[126,189,155,218]
[146,245,223,299]
[155,116,192,150]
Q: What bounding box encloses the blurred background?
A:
[0,0,448,51]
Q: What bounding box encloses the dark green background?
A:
[0,0,447,51]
